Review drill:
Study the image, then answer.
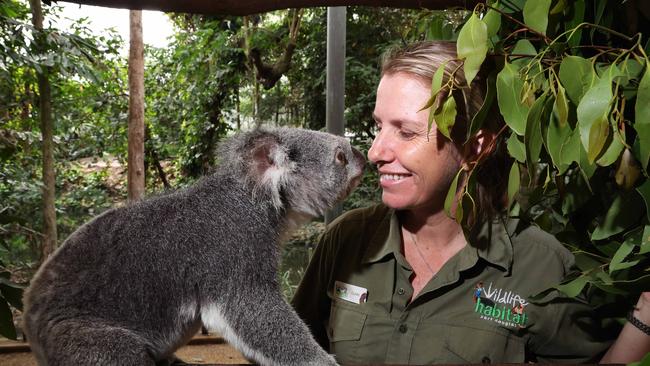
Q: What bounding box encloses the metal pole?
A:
[325,6,346,224]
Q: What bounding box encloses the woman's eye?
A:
[399,130,416,139]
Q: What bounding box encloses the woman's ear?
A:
[462,129,496,169]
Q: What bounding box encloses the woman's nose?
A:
[368,130,390,164]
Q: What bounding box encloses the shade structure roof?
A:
[58,0,479,15]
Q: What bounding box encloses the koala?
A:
[23,127,365,366]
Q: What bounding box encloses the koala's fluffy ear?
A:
[248,133,292,195]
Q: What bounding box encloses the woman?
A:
[292,41,650,364]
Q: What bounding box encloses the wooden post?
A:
[127,10,146,201]
[325,6,346,224]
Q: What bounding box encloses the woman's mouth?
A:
[379,173,411,184]
[379,174,408,181]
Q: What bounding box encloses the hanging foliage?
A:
[444,0,650,306]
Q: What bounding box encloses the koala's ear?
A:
[249,133,292,187]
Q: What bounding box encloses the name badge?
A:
[334,281,368,304]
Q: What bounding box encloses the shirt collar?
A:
[473,217,515,273]
[362,207,401,264]
[361,206,514,273]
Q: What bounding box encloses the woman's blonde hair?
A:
[380,40,490,141]
[379,41,509,229]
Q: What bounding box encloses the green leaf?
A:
[636,179,650,223]
[523,0,552,34]
[578,140,597,180]
[550,0,567,14]
[444,169,463,218]
[547,106,575,174]
[609,241,638,274]
[432,61,447,96]
[0,296,16,340]
[591,192,645,241]
[497,62,529,135]
[555,275,588,298]
[591,281,629,296]
[596,126,624,167]
[622,226,650,256]
[634,123,650,171]
[525,93,547,174]
[574,251,605,272]
[507,162,520,205]
[555,81,569,128]
[0,280,23,311]
[511,40,539,84]
[507,133,526,163]
[576,74,612,163]
[468,71,496,140]
[566,0,585,49]
[420,61,448,112]
[456,12,488,85]
[433,95,457,140]
[512,39,537,66]
[586,114,610,163]
[483,8,501,38]
[635,62,650,125]
[559,56,594,105]
[642,226,650,255]
[591,0,608,41]
[622,59,644,88]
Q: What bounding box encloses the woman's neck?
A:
[398,208,466,251]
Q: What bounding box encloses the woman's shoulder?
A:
[507,219,575,274]
[328,203,392,229]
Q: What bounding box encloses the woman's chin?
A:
[381,193,414,211]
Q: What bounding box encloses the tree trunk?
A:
[127,10,146,201]
[29,0,57,263]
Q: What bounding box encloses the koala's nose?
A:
[352,147,366,173]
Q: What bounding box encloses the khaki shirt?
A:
[292,204,613,364]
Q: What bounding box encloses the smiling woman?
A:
[291,40,650,365]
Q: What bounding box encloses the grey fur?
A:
[23,127,365,366]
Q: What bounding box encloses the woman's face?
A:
[368,72,463,212]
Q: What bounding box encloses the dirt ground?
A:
[0,334,250,366]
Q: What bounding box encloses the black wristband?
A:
[627,310,650,336]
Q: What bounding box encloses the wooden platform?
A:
[0,333,250,366]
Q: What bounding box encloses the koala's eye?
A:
[335,149,348,166]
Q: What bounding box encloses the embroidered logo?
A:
[472,281,528,328]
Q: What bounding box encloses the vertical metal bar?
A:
[325,6,346,224]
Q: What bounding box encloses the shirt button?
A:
[397,288,405,295]
[398,324,408,333]
[482,356,491,364]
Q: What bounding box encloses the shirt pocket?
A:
[327,300,367,364]
[443,325,525,363]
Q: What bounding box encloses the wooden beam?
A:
[57,0,479,15]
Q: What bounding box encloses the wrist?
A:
[627,310,650,337]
